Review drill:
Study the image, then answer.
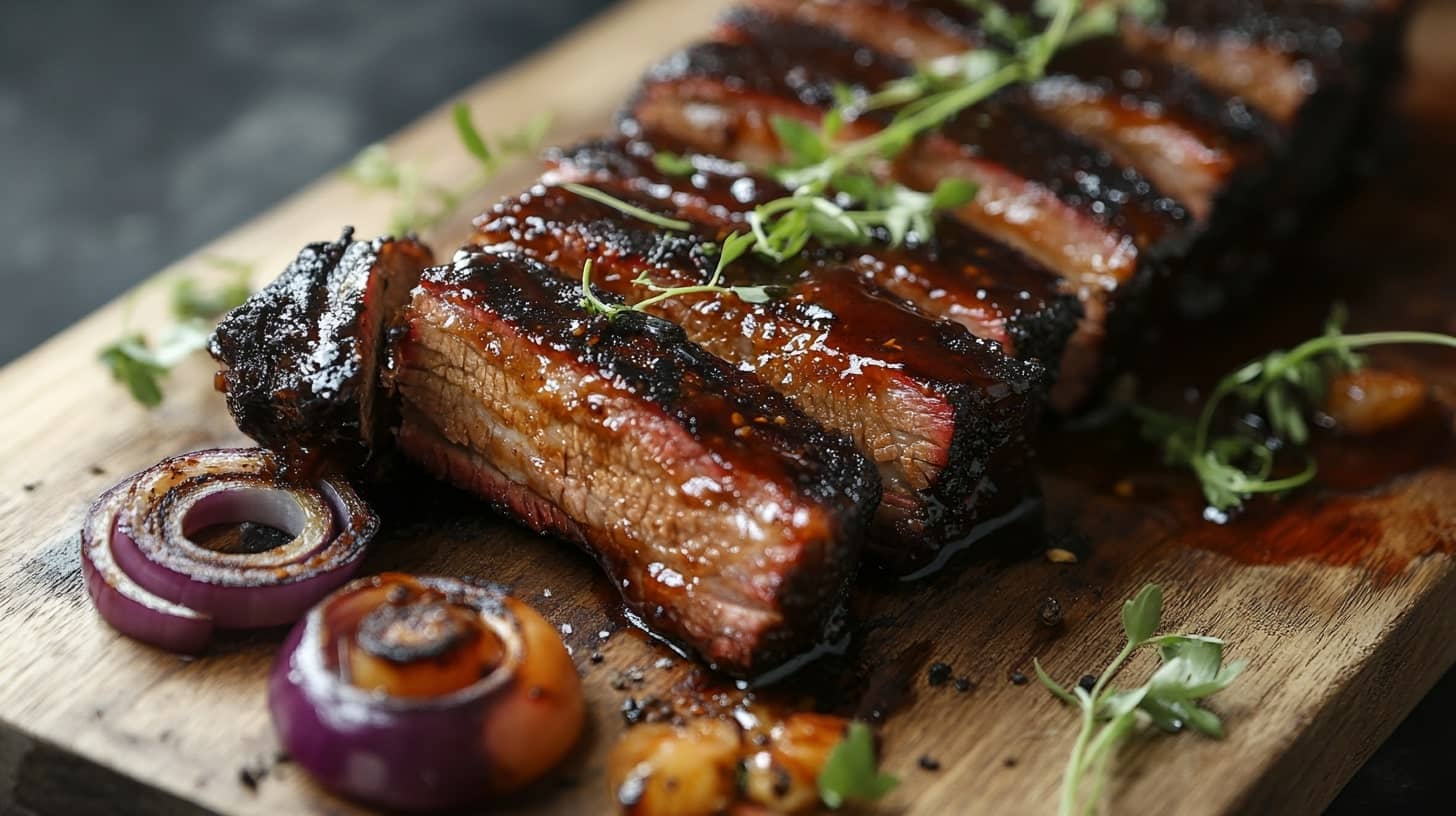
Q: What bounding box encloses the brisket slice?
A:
[473,182,1047,574]
[209,228,434,468]
[623,12,1188,410]
[745,0,1278,224]
[1117,0,1410,207]
[543,136,1081,369]
[387,250,880,676]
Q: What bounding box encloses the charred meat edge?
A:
[387,249,879,675]
[473,182,1046,572]
[209,227,435,470]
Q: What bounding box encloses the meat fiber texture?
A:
[472,180,1047,574]
[387,249,880,675]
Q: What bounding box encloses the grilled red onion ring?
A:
[80,448,375,652]
[269,573,585,811]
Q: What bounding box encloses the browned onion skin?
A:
[270,573,584,810]
[607,711,849,815]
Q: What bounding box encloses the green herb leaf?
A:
[929,178,979,210]
[652,151,697,177]
[343,143,402,189]
[560,183,692,231]
[817,721,899,810]
[1038,582,1243,816]
[771,115,831,167]
[499,111,553,156]
[171,262,252,321]
[1131,306,1456,513]
[99,335,167,407]
[452,102,493,164]
[1121,583,1162,645]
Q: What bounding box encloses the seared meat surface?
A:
[625,11,1189,409]
[746,0,1278,223]
[473,181,1046,573]
[544,137,1081,369]
[209,0,1411,676]
[210,229,434,468]
[387,250,880,674]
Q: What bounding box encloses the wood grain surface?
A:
[2,1,1455,814]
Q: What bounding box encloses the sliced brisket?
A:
[624,11,1188,409]
[473,180,1047,574]
[745,0,1278,223]
[387,250,880,675]
[543,137,1081,368]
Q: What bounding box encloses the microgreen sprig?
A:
[101,257,255,407]
[345,103,551,235]
[582,0,1150,318]
[1132,308,1456,515]
[1035,584,1245,816]
[579,231,775,319]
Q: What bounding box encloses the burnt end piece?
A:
[387,250,880,676]
[473,181,1046,573]
[209,229,435,467]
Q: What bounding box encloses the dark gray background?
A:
[0,1,1446,811]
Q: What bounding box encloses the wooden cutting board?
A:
[4,1,1456,814]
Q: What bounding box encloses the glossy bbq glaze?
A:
[746,0,1278,223]
[210,228,435,471]
[386,250,880,674]
[630,10,1191,270]
[624,10,1189,410]
[472,182,1047,572]
[543,137,1080,365]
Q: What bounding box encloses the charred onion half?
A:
[269,573,585,811]
[80,448,376,652]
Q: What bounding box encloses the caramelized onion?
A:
[80,448,375,652]
[269,573,585,811]
[607,710,850,815]
[1324,369,1429,435]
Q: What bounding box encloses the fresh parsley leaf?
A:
[100,335,167,407]
[817,721,899,810]
[343,143,402,189]
[171,261,252,321]
[651,151,696,177]
[771,115,831,167]
[1121,583,1162,644]
[929,177,980,210]
[99,320,215,408]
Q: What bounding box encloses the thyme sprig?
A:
[345,103,551,235]
[101,257,255,407]
[1132,308,1456,515]
[1036,584,1245,816]
[583,0,1151,317]
[580,232,775,318]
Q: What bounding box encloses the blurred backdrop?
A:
[0,1,1446,812]
[0,0,612,365]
